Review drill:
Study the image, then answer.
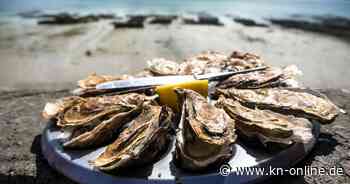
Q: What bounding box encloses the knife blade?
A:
[96,66,267,90]
[96,75,195,90]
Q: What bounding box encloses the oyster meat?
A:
[78,73,129,89]
[93,104,173,171]
[43,96,82,120]
[178,51,267,76]
[217,65,302,89]
[225,51,266,71]
[178,51,228,75]
[42,93,149,127]
[73,73,130,96]
[147,58,179,76]
[216,88,339,123]
[216,97,313,147]
[63,104,142,149]
[174,89,236,171]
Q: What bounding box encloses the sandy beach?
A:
[0,16,349,91]
[1,11,350,184]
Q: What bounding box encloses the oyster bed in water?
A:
[42,50,342,172]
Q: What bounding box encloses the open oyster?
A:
[72,73,130,96]
[216,97,313,147]
[225,51,266,71]
[174,89,236,171]
[216,88,339,123]
[147,58,179,76]
[217,65,301,89]
[78,73,129,89]
[42,93,150,127]
[178,51,267,76]
[43,96,82,120]
[63,104,142,149]
[93,104,173,171]
[178,51,228,75]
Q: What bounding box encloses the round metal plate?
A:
[41,120,319,184]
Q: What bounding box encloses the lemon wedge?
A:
[155,80,208,110]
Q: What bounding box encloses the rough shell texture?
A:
[216,88,339,123]
[178,51,228,75]
[42,96,82,120]
[78,73,129,89]
[63,105,142,149]
[174,88,236,171]
[217,97,313,147]
[92,105,173,171]
[225,51,266,71]
[178,50,266,76]
[42,93,149,127]
[147,58,179,76]
[217,65,301,89]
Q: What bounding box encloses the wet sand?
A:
[0,17,350,90]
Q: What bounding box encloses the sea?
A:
[0,0,350,19]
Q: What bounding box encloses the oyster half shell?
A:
[217,65,301,89]
[178,50,267,75]
[42,93,149,127]
[216,97,313,147]
[63,105,142,149]
[178,51,228,75]
[147,58,179,76]
[92,105,173,171]
[78,73,129,89]
[73,73,130,96]
[216,88,339,123]
[225,51,266,71]
[174,89,236,171]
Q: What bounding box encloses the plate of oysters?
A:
[41,51,342,184]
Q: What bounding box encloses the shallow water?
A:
[1,0,350,18]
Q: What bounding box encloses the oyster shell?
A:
[78,73,129,89]
[174,89,236,170]
[147,58,179,76]
[216,97,313,147]
[42,96,82,120]
[43,93,149,127]
[216,88,339,123]
[93,104,173,171]
[73,73,130,96]
[178,51,228,75]
[225,51,266,71]
[63,105,142,149]
[134,69,155,78]
[217,65,301,89]
[178,51,267,75]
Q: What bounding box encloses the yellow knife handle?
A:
[155,80,208,110]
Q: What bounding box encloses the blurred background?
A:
[1,1,350,184]
[0,0,349,90]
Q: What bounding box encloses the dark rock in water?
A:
[149,15,178,25]
[269,16,350,38]
[183,14,223,26]
[270,18,318,30]
[312,15,350,30]
[233,17,268,27]
[128,15,149,23]
[96,14,116,19]
[37,13,116,25]
[112,15,146,29]
[112,21,144,29]
[111,15,149,28]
